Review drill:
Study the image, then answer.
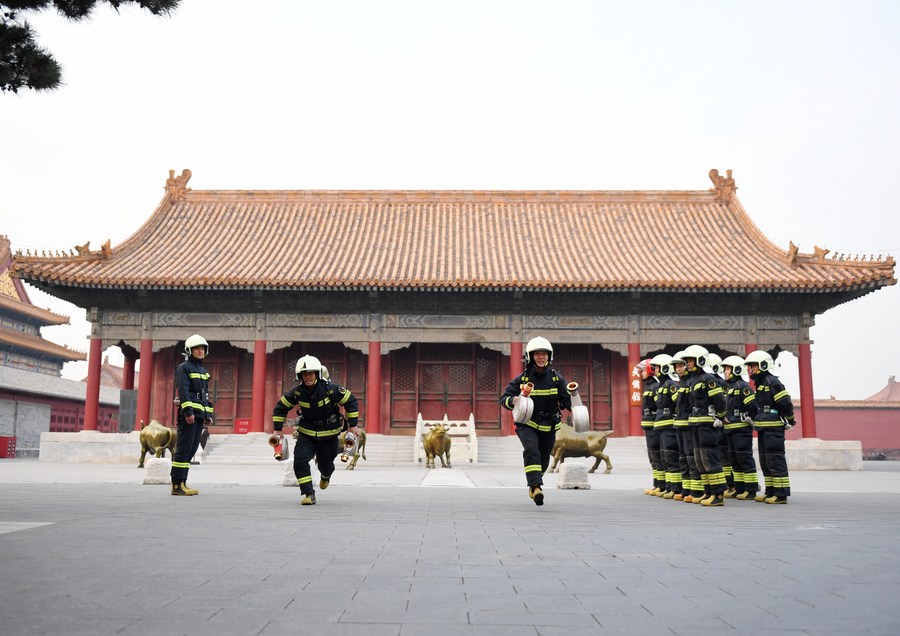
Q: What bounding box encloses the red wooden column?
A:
[367,341,382,434]
[250,340,267,433]
[627,342,642,436]
[508,341,524,435]
[509,341,523,377]
[122,354,135,391]
[136,338,154,430]
[797,343,818,438]
[82,337,103,432]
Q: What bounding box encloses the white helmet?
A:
[320,365,330,381]
[744,350,775,373]
[650,353,673,376]
[721,355,745,377]
[524,336,553,365]
[682,344,709,368]
[295,355,324,380]
[184,334,209,356]
[705,352,723,374]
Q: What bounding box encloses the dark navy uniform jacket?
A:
[272,379,359,438]
[176,357,213,422]
[500,365,572,433]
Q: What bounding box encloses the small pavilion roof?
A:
[865,376,900,402]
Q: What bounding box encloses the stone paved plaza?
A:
[1,457,899,635]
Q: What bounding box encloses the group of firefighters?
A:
[169,334,360,504]
[638,346,796,506]
[166,333,794,508]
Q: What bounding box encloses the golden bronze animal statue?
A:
[138,420,178,468]
[548,422,612,474]
[423,424,452,469]
[338,428,367,470]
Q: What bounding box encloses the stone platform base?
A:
[38,432,864,471]
[40,431,143,464]
[785,438,863,471]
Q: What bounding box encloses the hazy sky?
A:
[2,0,898,400]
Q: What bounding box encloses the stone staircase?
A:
[473,436,525,467]
[201,432,525,467]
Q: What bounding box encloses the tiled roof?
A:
[0,293,70,326]
[865,376,900,402]
[0,328,86,362]
[2,235,70,325]
[80,356,139,389]
[0,365,119,405]
[12,171,896,294]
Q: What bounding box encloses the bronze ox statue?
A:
[138,420,177,468]
[338,428,367,470]
[423,424,452,469]
[548,421,613,474]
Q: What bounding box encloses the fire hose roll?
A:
[512,382,535,424]
[567,381,590,433]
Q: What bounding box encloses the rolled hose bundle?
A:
[512,382,535,424]
[568,382,590,433]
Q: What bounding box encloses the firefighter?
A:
[271,355,360,506]
[705,353,734,495]
[721,355,760,500]
[744,350,794,504]
[652,354,681,499]
[683,344,728,507]
[500,336,572,506]
[171,334,214,496]
[670,351,699,502]
[641,356,664,495]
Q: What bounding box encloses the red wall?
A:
[786,406,900,457]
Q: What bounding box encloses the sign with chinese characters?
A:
[630,365,643,407]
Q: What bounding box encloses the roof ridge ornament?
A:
[708,168,737,201]
[789,243,895,268]
[165,169,192,200]
[72,239,113,261]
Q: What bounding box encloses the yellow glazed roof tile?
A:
[12,172,896,294]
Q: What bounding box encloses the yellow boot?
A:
[301,493,317,505]
[181,483,199,495]
[171,483,197,496]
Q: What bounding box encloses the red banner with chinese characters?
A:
[630,365,643,407]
